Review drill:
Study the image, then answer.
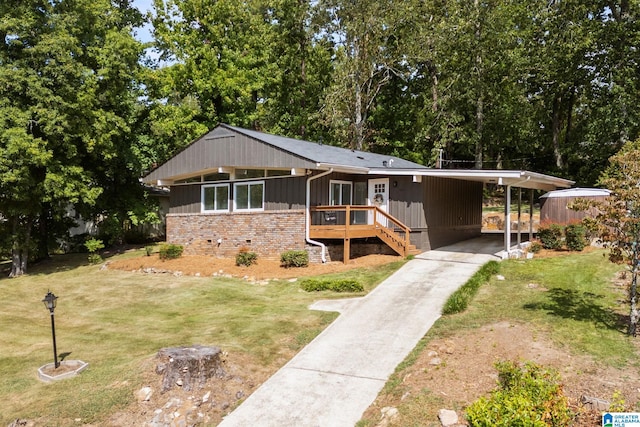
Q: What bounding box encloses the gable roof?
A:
[143,124,574,191]
[223,124,426,171]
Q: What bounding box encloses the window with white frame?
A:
[234,181,264,211]
[202,184,230,212]
[329,180,352,205]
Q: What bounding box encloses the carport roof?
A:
[373,169,574,191]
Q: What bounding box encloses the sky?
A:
[132,0,155,43]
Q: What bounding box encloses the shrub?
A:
[300,279,364,293]
[528,241,543,253]
[537,223,564,250]
[330,279,364,292]
[84,238,105,264]
[280,250,309,268]
[466,360,572,427]
[236,250,258,267]
[145,245,154,256]
[159,244,184,260]
[565,223,587,251]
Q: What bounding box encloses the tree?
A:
[260,0,333,141]
[0,0,145,276]
[151,0,274,129]
[317,0,413,150]
[577,139,640,335]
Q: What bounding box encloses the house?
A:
[143,124,574,262]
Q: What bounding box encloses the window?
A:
[235,169,265,179]
[202,184,229,212]
[234,181,264,211]
[330,180,352,205]
[203,172,230,182]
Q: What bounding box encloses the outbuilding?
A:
[540,188,610,224]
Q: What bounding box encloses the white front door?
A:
[368,178,389,225]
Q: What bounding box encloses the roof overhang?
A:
[367,168,574,191]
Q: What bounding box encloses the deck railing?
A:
[309,205,412,256]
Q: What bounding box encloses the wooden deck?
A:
[309,205,418,262]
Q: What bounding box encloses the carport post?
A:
[504,185,511,256]
[529,189,534,241]
[517,187,522,248]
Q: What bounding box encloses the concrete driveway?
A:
[218,236,505,427]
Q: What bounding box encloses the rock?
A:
[8,420,35,427]
[438,409,459,427]
[496,275,505,281]
[202,391,211,404]
[376,407,399,427]
[581,395,610,411]
[135,386,153,402]
[429,357,442,366]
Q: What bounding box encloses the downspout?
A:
[306,168,334,263]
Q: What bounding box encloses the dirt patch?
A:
[363,322,640,426]
[106,253,402,280]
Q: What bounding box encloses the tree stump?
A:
[155,345,226,392]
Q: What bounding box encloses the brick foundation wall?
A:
[167,210,306,259]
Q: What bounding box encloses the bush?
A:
[84,238,105,264]
[236,250,258,267]
[466,360,572,427]
[280,250,309,268]
[528,241,543,253]
[300,279,364,293]
[159,244,184,260]
[565,223,587,251]
[537,223,564,250]
[442,261,499,315]
[145,245,154,256]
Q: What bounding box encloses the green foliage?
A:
[84,238,105,264]
[235,250,258,267]
[537,224,564,250]
[565,224,587,252]
[466,360,572,427]
[300,279,364,293]
[280,250,309,268]
[528,241,543,254]
[145,246,154,257]
[159,244,184,260]
[442,261,499,315]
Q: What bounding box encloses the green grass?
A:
[361,249,637,426]
[0,253,403,426]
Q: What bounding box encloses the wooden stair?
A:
[374,225,419,257]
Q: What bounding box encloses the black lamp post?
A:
[42,291,59,369]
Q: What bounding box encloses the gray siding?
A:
[540,195,608,224]
[146,127,317,182]
[169,176,306,214]
[420,176,483,250]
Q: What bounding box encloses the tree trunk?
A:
[9,216,31,278]
[552,95,564,169]
[156,345,226,392]
[629,250,639,336]
[474,0,483,170]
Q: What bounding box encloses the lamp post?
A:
[42,291,59,369]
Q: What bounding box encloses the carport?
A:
[411,170,574,257]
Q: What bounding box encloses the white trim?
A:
[201,183,230,213]
[233,181,265,212]
[329,180,353,205]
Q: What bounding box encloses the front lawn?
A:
[0,252,403,426]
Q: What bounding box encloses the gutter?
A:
[306,168,334,263]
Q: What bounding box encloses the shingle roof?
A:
[223,124,428,170]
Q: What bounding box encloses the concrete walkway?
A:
[218,236,505,427]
